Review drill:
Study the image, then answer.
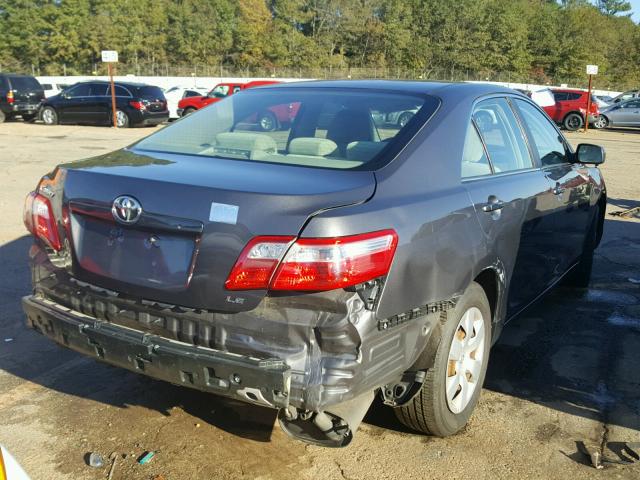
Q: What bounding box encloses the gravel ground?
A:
[0,122,638,480]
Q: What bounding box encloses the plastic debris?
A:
[4,338,13,342]
[107,452,118,480]
[137,451,155,465]
[88,452,104,468]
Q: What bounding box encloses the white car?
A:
[39,82,70,98]
[164,86,209,120]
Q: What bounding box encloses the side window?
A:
[461,123,491,178]
[87,83,108,96]
[553,92,567,102]
[114,85,131,97]
[567,93,582,101]
[623,100,640,108]
[472,98,533,173]
[66,84,92,98]
[183,90,201,98]
[514,99,568,167]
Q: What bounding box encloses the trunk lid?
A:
[56,148,375,312]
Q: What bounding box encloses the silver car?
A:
[598,98,640,128]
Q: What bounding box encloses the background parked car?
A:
[608,89,639,104]
[164,85,209,120]
[40,81,168,127]
[515,87,556,108]
[177,80,280,117]
[39,81,70,98]
[544,89,600,131]
[0,73,45,123]
[597,98,640,128]
[593,95,613,108]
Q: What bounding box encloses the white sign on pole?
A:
[101,50,118,63]
[586,64,598,75]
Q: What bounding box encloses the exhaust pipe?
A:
[278,390,375,447]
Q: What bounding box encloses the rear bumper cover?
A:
[23,295,291,408]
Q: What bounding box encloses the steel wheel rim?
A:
[446,306,486,414]
[42,109,54,124]
[116,111,127,127]
[260,115,274,131]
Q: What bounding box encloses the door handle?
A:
[553,183,565,196]
[481,196,504,212]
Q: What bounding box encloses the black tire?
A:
[41,106,58,125]
[397,111,414,128]
[395,281,492,437]
[22,113,37,123]
[0,110,5,123]
[593,115,608,129]
[114,109,130,128]
[182,107,196,116]
[258,111,277,132]
[564,205,599,288]
[563,112,583,131]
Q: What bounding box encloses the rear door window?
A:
[473,98,533,173]
[88,83,108,96]
[114,85,132,97]
[65,84,92,98]
[553,92,568,102]
[514,99,568,167]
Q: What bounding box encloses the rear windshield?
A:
[9,76,42,92]
[135,86,165,101]
[134,87,439,170]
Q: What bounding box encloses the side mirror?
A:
[576,143,605,165]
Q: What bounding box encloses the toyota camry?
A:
[22,81,606,447]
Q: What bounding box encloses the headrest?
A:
[346,141,386,162]
[289,137,338,157]
[215,132,277,154]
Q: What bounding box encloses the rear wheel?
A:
[564,205,599,288]
[563,112,583,131]
[395,281,491,436]
[258,111,277,132]
[41,107,58,125]
[115,109,130,128]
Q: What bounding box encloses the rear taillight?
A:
[225,230,398,292]
[23,192,62,251]
[7,90,14,104]
[129,100,146,111]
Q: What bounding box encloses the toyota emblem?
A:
[112,195,143,224]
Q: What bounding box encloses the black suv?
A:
[40,81,169,127]
[0,74,45,123]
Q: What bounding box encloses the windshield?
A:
[211,85,230,97]
[133,87,439,170]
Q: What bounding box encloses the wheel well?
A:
[474,269,498,323]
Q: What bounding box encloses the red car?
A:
[544,89,600,131]
[177,80,279,117]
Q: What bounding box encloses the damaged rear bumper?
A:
[23,295,291,408]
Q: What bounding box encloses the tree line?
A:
[1,0,639,89]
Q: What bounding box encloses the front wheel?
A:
[564,205,600,288]
[395,281,491,436]
[41,107,58,125]
[563,112,584,131]
[593,115,608,130]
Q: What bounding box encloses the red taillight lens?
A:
[225,236,295,290]
[225,230,398,292]
[129,100,146,111]
[7,90,14,104]
[23,192,62,251]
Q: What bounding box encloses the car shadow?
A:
[607,197,640,211]
[1,216,639,444]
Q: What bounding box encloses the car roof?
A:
[256,79,517,98]
[74,80,157,88]
[552,88,586,93]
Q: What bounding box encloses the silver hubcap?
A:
[42,109,54,124]
[260,115,274,131]
[595,116,606,128]
[116,111,127,127]
[446,307,486,414]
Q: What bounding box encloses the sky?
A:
[630,0,640,21]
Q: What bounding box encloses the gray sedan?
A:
[598,98,640,128]
[22,81,606,447]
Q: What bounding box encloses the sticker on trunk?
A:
[209,202,239,225]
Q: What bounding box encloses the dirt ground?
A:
[0,122,639,480]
